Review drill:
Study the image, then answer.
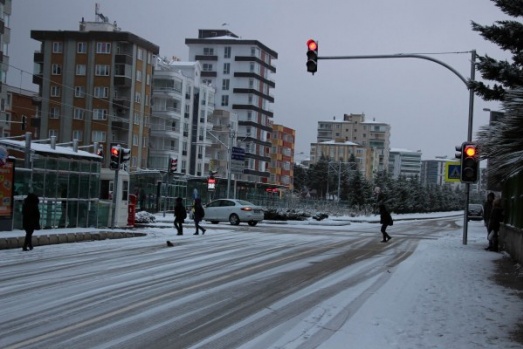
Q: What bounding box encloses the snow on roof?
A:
[0,139,102,160]
[318,140,360,146]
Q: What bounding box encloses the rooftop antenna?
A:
[95,3,108,23]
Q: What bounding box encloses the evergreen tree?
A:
[470,0,523,101]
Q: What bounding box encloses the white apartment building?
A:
[316,113,391,175]
[309,140,371,179]
[185,29,278,184]
[151,58,215,177]
[388,148,422,179]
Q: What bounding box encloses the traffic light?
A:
[207,175,216,191]
[170,157,178,173]
[120,148,131,164]
[110,145,120,170]
[460,142,479,183]
[306,39,318,74]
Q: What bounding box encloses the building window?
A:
[146,74,151,85]
[49,129,58,139]
[74,108,85,120]
[74,86,85,98]
[137,48,143,60]
[94,86,109,98]
[221,95,229,107]
[134,92,141,103]
[203,48,214,56]
[224,47,231,58]
[136,70,142,82]
[72,130,83,141]
[51,64,62,75]
[76,64,86,76]
[77,42,87,53]
[93,109,108,120]
[49,107,60,119]
[223,63,230,74]
[52,42,63,53]
[96,42,111,54]
[95,65,110,76]
[222,79,229,90]
[202,63,213,72]
[50,86,61,97]
[133,134,138,146]
[92,131,106,142]
[134,112,140,125]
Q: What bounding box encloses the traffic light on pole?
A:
[120,148,131,164]
[460,142,479,183]
[170,157,178,173]
[110,145,120,170]
[306,39,318,74]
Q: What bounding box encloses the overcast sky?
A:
[7,0,510,160]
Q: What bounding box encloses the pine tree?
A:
[470,0,523,101]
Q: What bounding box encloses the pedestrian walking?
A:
[379,204,393,242]
[22,193,40,251]
[174,197,187,235]
[486,198,504,252]
[192,198,206,235]
[483,192,495,239]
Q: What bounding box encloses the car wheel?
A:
[229,214,240,225]
[248,221,258,227]
[211,221,219,224]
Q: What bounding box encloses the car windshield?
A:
[468,204,482,210]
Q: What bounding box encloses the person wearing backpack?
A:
[174,197,187,236]
[192,198,206,235]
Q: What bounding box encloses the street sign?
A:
[446,162,461,183]
[231,147,245,174]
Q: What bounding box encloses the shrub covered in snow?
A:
[135,211,156,224]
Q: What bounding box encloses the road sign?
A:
[446,162,461,183]
[231,147,245,175]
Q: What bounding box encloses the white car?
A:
[204,199,264,226]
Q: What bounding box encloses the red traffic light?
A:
[111,146,119,157]
[307,39,318,51]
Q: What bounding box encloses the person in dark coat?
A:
[22,193,40,251]
[174,197,187,235]
[483,192,495,238]
[379,204,393,242]
[192,198,206,235]
[486,198,504,252]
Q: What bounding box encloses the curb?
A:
[0,231,147,250]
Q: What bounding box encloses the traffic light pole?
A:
[318,50,476,244]
[111,151,120,229]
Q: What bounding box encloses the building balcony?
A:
[201,71,217,78]
[114,75,132,87]
[195,54,218,61]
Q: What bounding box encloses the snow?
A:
[2,210,522,348]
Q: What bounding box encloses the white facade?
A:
[389,148,422,179]
[0,0,11,137]
[185,29,278,183]
[151,58,215,177]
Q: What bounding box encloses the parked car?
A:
[204,199,264,226]
[467,204,484,221]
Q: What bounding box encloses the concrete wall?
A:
[500,225,523,264]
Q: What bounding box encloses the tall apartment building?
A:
[388,148,422,179]
[420,158,455,186]
[31,14,159,170]
[316,113,391,174]
[0,0,11,137]
[268,122,295,189]
[151,58,215,176]
[185,29,278,184]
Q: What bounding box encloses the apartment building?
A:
[185,29,278,184]
[4,85,39,138]
[388,148,422,179]
[151,58,215,176]
[315,113,391,175]
[309,140,371,180]
[31,14,159,170]
[420,157,455,186]
[0,0,11,137]
[268,122,295,189]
